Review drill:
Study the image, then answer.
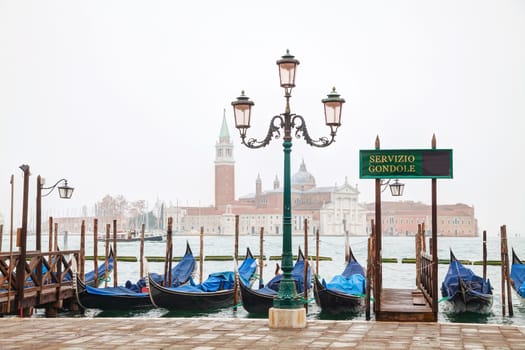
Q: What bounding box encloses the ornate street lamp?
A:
[232,50,345,314]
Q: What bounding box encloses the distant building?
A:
[365,201,478,237]
[44,216,97,235]
[215,110,235,207]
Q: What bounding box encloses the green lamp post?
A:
[231,50,345,309]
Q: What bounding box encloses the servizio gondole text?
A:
[368,154,416,174]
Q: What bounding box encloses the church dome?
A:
[292,160,316,191]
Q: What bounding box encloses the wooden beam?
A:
[431,134,438,315]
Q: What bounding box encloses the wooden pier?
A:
[0,249,80,316]
[368,222,438,322]
[376,288,435,322]
[365,135,442,322]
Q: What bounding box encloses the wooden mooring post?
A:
[17,164,30,315]
[421,223,426,252]
[54,223,58,253]
[140,223,145,278]
[483,230,487,281]
[365,220,374,320]
[233,215,239,310]
[48,217,53,271]
[113,220,118,288]
[199,226,204,284]
[104,224,110,287]
[259,226,264,289]
[315,228,320,280]
[93,219,98,287]
[303,218,309,311]
[164,218,173,286]
[500,225,513,317]
[7,175,14,313]
[167,218,173,286]
[80,220,86,284]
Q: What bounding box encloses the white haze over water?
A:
[1,1,524,236]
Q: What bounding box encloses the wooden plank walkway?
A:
[0,317,523,349]
[376,288,436,322]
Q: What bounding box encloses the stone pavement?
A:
[0,317,524,349]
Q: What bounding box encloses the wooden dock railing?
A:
[0,249,79,315]
[419,252,434,305]
[416,223,435,308]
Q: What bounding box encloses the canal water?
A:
[4,233,525,325]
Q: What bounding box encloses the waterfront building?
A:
[365,201,478,237]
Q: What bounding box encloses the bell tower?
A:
[215,109,235,207]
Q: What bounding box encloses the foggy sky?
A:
[1,1,524,236]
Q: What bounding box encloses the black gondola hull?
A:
[238,279,274,314]
[76,276,153,310]
[313,275,362,314]
[443,293,493,313]
[441,249,493,313]
[238,247,309,315]
[148,275,235,311]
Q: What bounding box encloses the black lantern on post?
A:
[36,177,74,252]
[389,179,405,197]
[57,180,75,199]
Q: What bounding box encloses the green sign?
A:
[359,149,453,179]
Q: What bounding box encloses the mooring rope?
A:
[438,296,449,303]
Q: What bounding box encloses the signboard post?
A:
[362,135,452,321]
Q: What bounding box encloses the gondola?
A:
[82,246,115,287]
[148,247,257,311]
[510,248,525,298]
[238,247,310,314]
[62,246,114,287]
[313,246,365,314]
[75,242,195,311]
[441,249,493,313]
